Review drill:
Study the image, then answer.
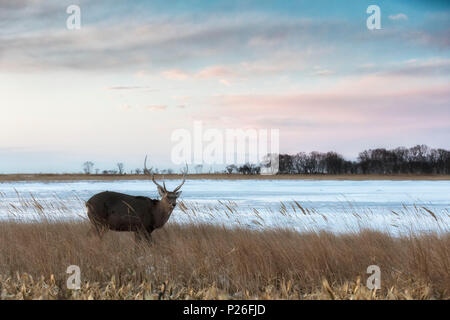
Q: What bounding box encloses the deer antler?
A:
[144,155,167,192]
[173,164,188,192]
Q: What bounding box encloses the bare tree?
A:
[83,161,94,175]
[195,164,203,174]
[117,163,124,175]
[226,164,237,174]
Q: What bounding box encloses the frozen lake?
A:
[0,179,449,235]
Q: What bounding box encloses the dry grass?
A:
[0,173,449,182]
[0,220,448,300]
[0,190,448,300]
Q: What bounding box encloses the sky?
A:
[0,0,449,173]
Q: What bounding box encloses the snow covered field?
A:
[0,179,448,235]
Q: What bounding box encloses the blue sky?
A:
[0,0,449,173]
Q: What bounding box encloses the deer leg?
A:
[134,229,152,254]
[145,227,155,244]
[135,228,153,245]
[88,223,107,239]
[87,227,95,237]
[97,227,107,239]
[134,230,143,253]
[141,229,153,244]
[144,231,153,244]
[134,230,143,242]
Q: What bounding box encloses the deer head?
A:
[144,156,187,209]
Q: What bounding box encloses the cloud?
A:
[194,65,240,85]
[389,13,408,21]
[195,66,238,79]
[162,69,190,80]
[2,9,448,73]
[351,57,450,78]
[159,53,307,84]
[382,58,450,77]
[219,79,232,86]
[106,86,152,90]
[311,68,334,76]
[0,0,34,9]
[119,105,132,111]
[162,65,239,82]
[194,74,450,135]
[145,105,167,111]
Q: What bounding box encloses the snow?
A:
[0,179,448,235]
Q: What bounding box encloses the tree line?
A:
[274,145,450,175]
[82,162,176,175]
[82,145,449,175]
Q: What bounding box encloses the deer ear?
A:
[157,186,165,197]
[175,191,182,198]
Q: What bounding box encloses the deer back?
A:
[87,191,158,230]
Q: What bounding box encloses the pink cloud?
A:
[195,65,238,79]
[160,55,304,85]
[162,69,189,80]
[145,105,167,111]
[119,104,132,111]
[188,75,450,153]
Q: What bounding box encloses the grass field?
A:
[0,187,448,300]
[0,173,449,182]
[0,219,448,300]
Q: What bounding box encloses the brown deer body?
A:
[86,157,186,243]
